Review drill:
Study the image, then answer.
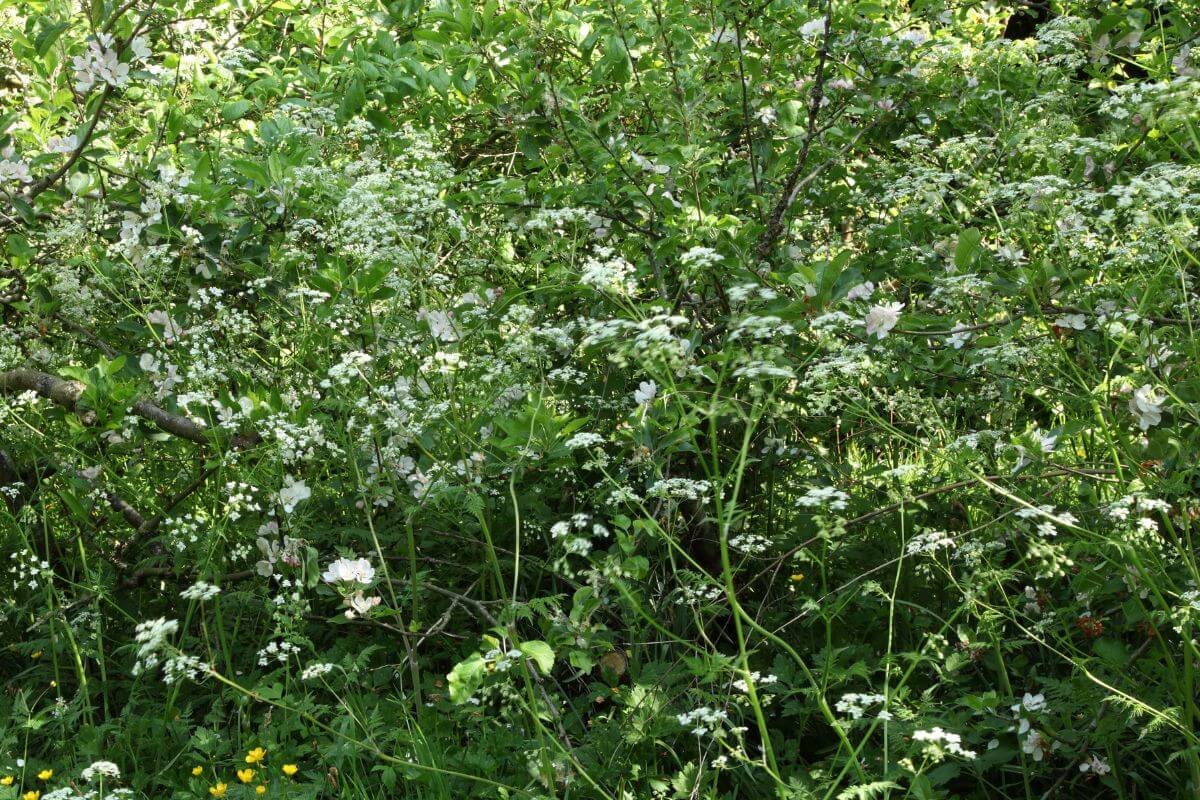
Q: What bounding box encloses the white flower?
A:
[845,281,875,302]
[800,17,827,38]
[1022,730,1045,761]
[755,106,777,125]
[633,380,657,405]
[864,302,903,339]
[343,590,382,619]
[995,244,1025,263]
[1129,384,1165,430]
[47,135,78,154]
[322,557,375,586]
[81,760,120,782]
[130,36,151,62]
[0,158,31,183]
[947,322,972,349]
[278,475,311,513]
[418,308,459,342]
[1054,314,1087,330]
[1080,754,1110,775]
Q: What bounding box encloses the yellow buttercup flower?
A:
[36,770,52,781]
[237,768,255,783]
[23,791,39,800]
[1,776,13,786]
[281,764,298,777]
[191,766,204,776]
[790,573,804,582]
[208,783,227,797]
[245,748,266,764]
[255,787,266,796]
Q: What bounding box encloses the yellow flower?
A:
[36,770,52,781]
[23,791,39,800]
[790,573,804,582]
[237,768,255,783]
[245,748,266,764]
[30,651,41,660]
[281,764,298,777]
[191,766,204,776]
[255,787,266,796]
[208,783,227,797]
[1,776,13,786]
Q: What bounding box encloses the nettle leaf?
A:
[220,99,254,121]
[447,653,488,704]
[954,227,983,270]
[518,640,554,674]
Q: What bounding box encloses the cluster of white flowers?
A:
[550,514,610,560]
[580,247,637,295]
[906,530,955,556]
[8,547,50,591]
[257,639,301,667]
[676,706,731,736]
[565,432,606,450]
[322,557,375,586]
[836,692,888,720]
[646,477,711,501]
[72,35,131,92]
[131,618,179,675]
[911,727,977,759]
[180,581,221,601]
[323,351,374,387]
[796,486,849,511]
[731,671,778,694]
[163,653,210,684]
[729,531,771,555]
[301,661,337,681]
[680,247,722,272]
[80,761,120,782]
[482,646,524,672]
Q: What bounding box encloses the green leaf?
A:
[447,654,487,703]
[518,640,554,674]
[221,99,254,121]
[955,228,982,270]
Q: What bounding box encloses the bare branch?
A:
[0,367,256,448]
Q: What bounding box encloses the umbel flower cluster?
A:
[1,1,1199,798]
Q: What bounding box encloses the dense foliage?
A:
[3,0,1200,797]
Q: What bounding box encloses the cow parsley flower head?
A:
[81,761,120,782]
[181,581,221,601]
